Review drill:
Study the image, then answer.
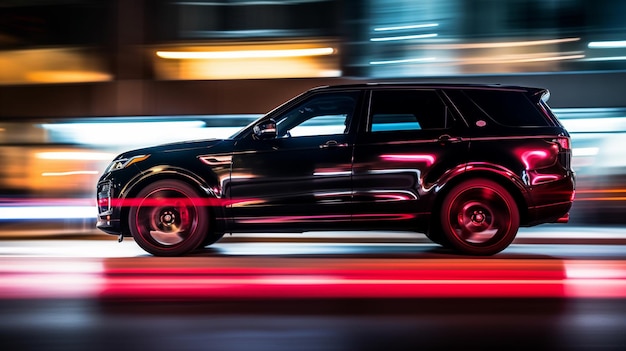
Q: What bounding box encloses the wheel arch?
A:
[118,166,225,237]
[432,165,531,227]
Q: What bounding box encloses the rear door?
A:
[352,88,470,227]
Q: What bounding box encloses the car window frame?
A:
[362,88,461,135]
[274,92,361,138]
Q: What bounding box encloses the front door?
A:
[228,91,362,231]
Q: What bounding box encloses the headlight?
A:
[106,154,150,172]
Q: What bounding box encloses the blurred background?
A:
[1,0,626,234]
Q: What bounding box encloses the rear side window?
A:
[369,90,452,132]
[463,90,551,127]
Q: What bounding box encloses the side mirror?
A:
[253,119,277,140]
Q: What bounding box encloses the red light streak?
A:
[2,258,626,300]
[107,197,259,208]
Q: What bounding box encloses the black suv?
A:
[96,83,575,256]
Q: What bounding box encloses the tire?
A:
[425,228,451,248]
[440,179,519,255]
[129,180,210,256]
[202,232,225,247]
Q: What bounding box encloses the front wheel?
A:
[129,180,210,256]
[440,179,519,255]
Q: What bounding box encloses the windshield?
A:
[228,114,267,139]
[227,89,320,139]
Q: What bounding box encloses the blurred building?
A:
[1,0,626,226]
[1,0,626,117]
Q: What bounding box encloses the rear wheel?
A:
[129,180,210,256]
[440,179,519,255]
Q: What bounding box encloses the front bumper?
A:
[96,179,123,235]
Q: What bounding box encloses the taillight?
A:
[556,136,570,150]
[555,136,572,170]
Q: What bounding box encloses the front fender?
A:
[118,165,228,234]
[120,166,216,197]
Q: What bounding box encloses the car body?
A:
[96,83,575,256]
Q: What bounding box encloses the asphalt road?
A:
[1,226,626,350]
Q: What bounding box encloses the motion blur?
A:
[0,0,625,230]
[3,3,626,351]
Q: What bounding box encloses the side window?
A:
[369,90,451,132]
[275,92,359,138]
[463,90,550,127]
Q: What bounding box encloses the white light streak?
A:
[560,117,626,133]
[0,206,97,220]
[40,120,231,147]
[36,151,115,161]
[41,171,100,177]
[370,57,436,65]
[419,37,580,50]
[455,52,584,65]
[565,262,626,279]
[588,40,626,49]
[374,23,439,32]
[572,147,599,157]
[583,56,626,62]
[371,33,438,42]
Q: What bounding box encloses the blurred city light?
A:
[0,48,111,85]
[588,41,626,49]
[156,47,335,59]
[40,120,217,147]
[0,205,95,220]
[153,42,341,79]
[1,0,626,227]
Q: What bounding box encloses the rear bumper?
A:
[556,213,570,223]
[525,170,575,226]
[526,201,573,226]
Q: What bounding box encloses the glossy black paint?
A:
[96,83,575,253]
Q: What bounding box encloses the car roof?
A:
[310,82,544,94]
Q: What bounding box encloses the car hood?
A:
[115,139,225,160]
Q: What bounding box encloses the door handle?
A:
[437,134,463,144]
[320,140,349,149]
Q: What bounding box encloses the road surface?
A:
[1,226,626,350]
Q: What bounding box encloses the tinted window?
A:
[444,89,489,126]
[275,92,359,138]
[463,90,550,127]
[370,90,451,132]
